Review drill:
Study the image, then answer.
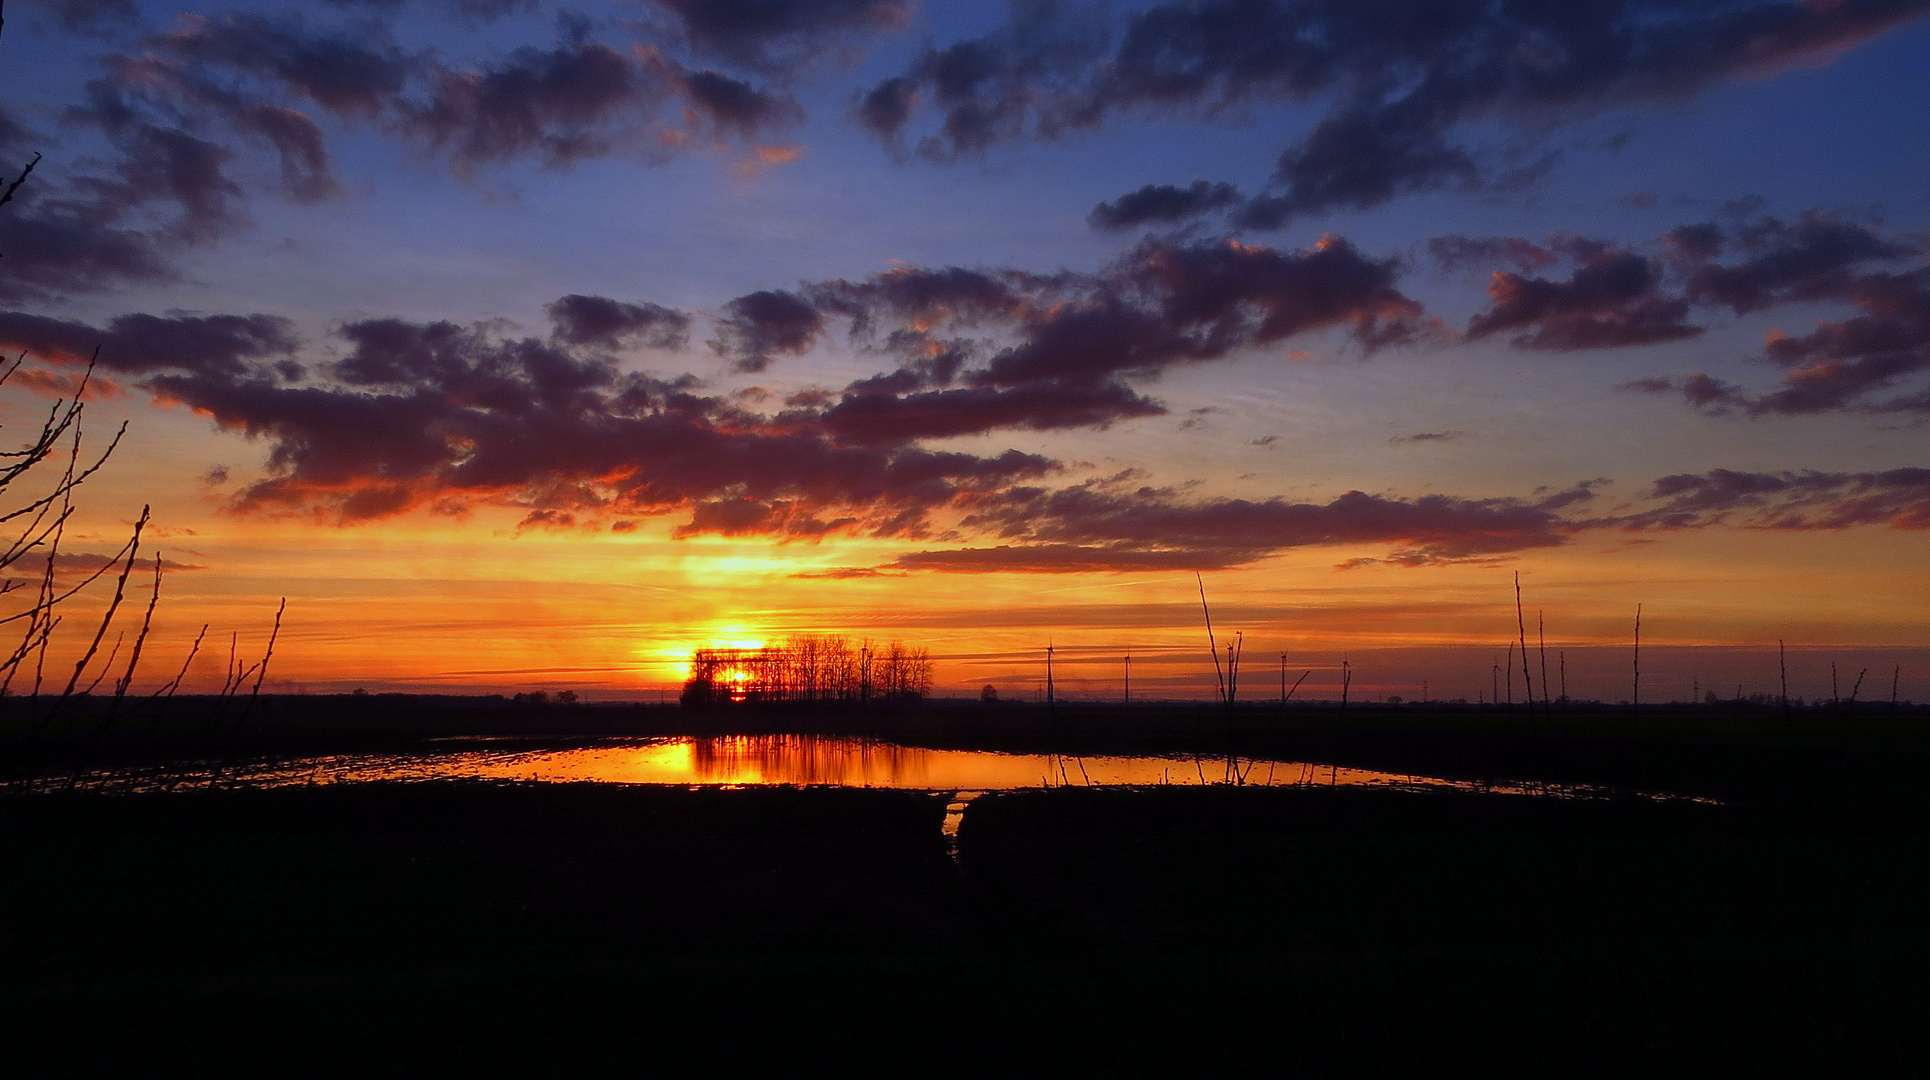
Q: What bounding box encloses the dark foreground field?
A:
[6,777,1930,1073]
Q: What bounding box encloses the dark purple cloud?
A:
[0,309,300,378]
[677,68,805,138]
[1435,212,1930,416]
[1427,235,1558,275]
[815,380,1168,444]
[724,235,1426,445]
[862,0,1930,225]
[15,10,820,298]
[892,544,1248,574]
[1,15,409,300]
[10,300,1923,569]
[856,2,1111,157]
[1617,468,1930,531]
[1088,180,1242,231]
[886,460,1930,573]
[1630,240,1930,415]
[113,12,802,174]
[400,39,675,172]
[1467,249,1702,351]
[649,0,913,70]
[35,0,141,34]
[546,294,691,350]
[0,193,178,304]
[0,302,1053,533]
[323,0,534,23]
[711,289,823,371]
[235,104,340,201]
[1243,104,1478,227]
[130,11,417,120]
[1680,210,1912,314]
[885,477,1597,573]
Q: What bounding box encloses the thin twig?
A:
[1196,572,1225,704]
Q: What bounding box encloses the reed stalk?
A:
[1195,572,1225,704]
[1514,573,1535,720]
[1632,604,1642,711]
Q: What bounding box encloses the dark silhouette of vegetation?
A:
[0,10,285,789]
[682,634,932,707]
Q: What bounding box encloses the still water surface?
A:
[208,735,1630,798]
[70,736,1699,854]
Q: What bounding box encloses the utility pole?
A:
[1123,651,1130,704]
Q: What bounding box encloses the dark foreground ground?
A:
[6,776,1930,1073]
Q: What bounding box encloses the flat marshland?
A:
[5,699,1930,1070]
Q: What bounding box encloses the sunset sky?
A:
[3,0,1927,701]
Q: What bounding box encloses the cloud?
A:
[399,38,678,172]
[1680,210,1913,314]
[545,294,691,349]
[887,460,1930,573]
[977,235,1426,388]
[1615,468,1930,530]
[790,565,907,579]
[1629,221,1930,415]
[815,380,1168,444]
[1391,430,1463,444]
[15,9,829,298]
[710,289,824,371]
[891,544,1250,574]
[19,301,1056,535]
[324,0,535,24]
[0,90,257,303]
[867,1,1930,223]
[1435,211,1929,413]
[1467,248,1701,351]
[0,199,178,304]
[649,0,914,71]
[14,300,1923,569]
[727,234,1427,444]
[855,2,1111,157]
[0,309,301,378]
[129,11,418,120]
[1428,235,1559,276]
[1088,180,1242,231]
[115,11,806,174]
[675,68,805,139]
[1244,104,1478,226]
[35,0,141,34]
[4,551,206,578]
[900,477,1598,572]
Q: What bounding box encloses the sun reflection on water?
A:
[152,735,1681,801]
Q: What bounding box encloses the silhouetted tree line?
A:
[511,690,578,706]
[682,635,932,707]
